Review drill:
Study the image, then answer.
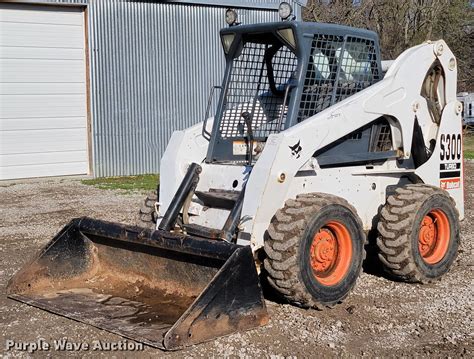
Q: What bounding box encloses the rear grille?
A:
[374,123,392,152]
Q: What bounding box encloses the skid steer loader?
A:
[8,21,464,350]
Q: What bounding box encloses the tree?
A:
[303,0,473,91]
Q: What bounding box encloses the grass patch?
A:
[82,174,159,192]
[465,133,474,159]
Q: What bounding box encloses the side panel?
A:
[287,168,408,230]
[415,101,464,218]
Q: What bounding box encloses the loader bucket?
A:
[7,217,268,350]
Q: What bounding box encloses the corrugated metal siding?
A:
[13,0,302,176]
[89,1,286,176]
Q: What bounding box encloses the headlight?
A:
[221,33,236,54]
[277,28,296,50]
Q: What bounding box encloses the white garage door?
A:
[0,4,88,180]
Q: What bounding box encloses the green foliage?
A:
[432,0,473,91]
[465,133,474,159]
[81,174,159,192]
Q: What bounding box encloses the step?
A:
[194,189,240,210]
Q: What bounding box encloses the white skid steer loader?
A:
[8,21,464,350]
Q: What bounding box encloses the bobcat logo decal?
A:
[289,140,302,159]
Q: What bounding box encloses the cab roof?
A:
[220,21,378,43]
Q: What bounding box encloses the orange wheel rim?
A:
[418,209,450,264]
[310,221,352,286]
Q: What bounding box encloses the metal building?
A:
[0,0,304,180]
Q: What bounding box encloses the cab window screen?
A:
[298,35,379,122]
[218,42,297,139]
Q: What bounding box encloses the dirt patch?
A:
[1,169,473,357]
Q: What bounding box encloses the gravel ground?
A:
[1,164,473,358]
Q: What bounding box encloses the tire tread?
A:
[377,184,459,283]
[264,193,364,309]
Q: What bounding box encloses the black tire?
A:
[264,193,365,309]
[377,184,460,283]
[138,191,158,229]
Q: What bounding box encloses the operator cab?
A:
[205,22,382,164]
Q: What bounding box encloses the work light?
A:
[278,2,293,20]
[225,8,238,26]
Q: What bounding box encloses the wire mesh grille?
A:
[374,123,392,152]
[218,43,297,139]
[298,35,379,122]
